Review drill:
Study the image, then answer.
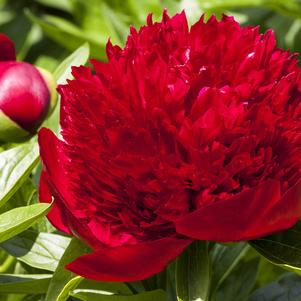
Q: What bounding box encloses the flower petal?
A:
[38,128,69,200]
[0,34,16,61]
[38,128,103,248]
[66,237,192,282]
[175,179,301,241]
[39,171,71,234]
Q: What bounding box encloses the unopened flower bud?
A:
[0,34,56,142]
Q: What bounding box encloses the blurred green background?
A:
[3,0,301,70]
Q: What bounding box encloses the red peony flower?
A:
[39,11,301,282]
[0,34,54,141]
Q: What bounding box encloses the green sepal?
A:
[37,67,58,117]
[0,110,30,143]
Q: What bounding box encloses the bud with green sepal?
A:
[0,34,56,142]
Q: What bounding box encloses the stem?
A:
[0,255,15,273]
[176,241,210,301]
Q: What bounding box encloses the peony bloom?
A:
[39,11,301,281]
[0,34,54,141]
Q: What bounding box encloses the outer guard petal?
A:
[38,128,102,248]
[66,237,192,282]
[39,171,71,234]
[175,180,301,241]
[38,128,69,200]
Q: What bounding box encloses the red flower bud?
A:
[0,33,16,61]
[0,34,54,142]
[39,11,301,282]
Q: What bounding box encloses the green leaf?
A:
[0,274,51,294]
[17,23,43,61]
[53,42,90,85]
[210,243,249,296]
[1,230,71,271]
[16,179,36,207]
[126,0,163,24]
[74,1,123,45]
[0,141,39,208]
[216,258,259,301]
[71,289,166,301]
[176,241,210,301]
[35,0,72,12]
[0,203,51,243]
[0,179,36,215]
[248,273,301,301]
[1,12,32,55]
[26,10,105,60]
[35,55,59,73]
[178,0,202,24]
[55,276,136,301]
[99,3,129,43]
[55,276,83,301]
[256,257,287,287]
[44,42,90,134]
[250,222,301,274]
[76,279,133,296]
[45,238,90,301]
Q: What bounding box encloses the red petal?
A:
[38,128,69,200]
[38,128,102,248]
[0,34,16,61]
[175,179,301,241]
[39,171,71,234]
[66,237,192,282]
[260,180,301,232]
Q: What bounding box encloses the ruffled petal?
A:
[66,237,192,282]
[175,179,301,241]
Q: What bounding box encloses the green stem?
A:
[176,241,211,301]
[0,255,15,273]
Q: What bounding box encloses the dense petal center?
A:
[56,13,301,246]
